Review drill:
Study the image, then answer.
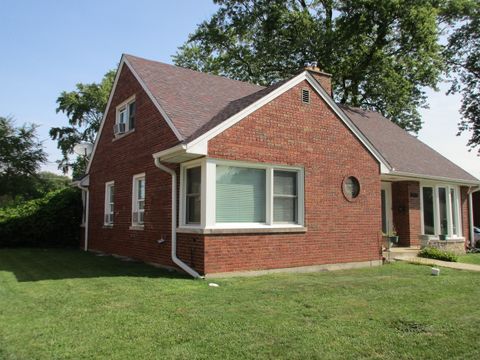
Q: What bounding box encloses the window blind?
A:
[216,166,266,223]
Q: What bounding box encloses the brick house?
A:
[78,54,479,277]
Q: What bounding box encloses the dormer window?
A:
[114,96,135,136]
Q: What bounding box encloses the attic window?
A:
[114,96,136,136]
[301,89,310,104]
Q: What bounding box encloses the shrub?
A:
[418,247,458,262]
[0,187,82,248]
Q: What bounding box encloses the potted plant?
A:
[382,227,399,248]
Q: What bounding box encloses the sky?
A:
[1,0,479,179]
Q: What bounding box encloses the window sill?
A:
[129,224,144,231]
[419,235,465,242]
[103,224,113,229]
[177,225,307,235]
[113,129,135,141]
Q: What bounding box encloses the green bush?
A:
[418,247,458,262]
[0,187,82,247]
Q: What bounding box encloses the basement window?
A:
[301,89,310,104]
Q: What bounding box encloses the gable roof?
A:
[341,106,478,183]
[88,54,477,184]
[125,54,267,141]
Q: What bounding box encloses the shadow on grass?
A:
[0,248,189,282]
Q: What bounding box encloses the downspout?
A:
[76,183,89,251]
[468,186,479,247]
[153,156,203,279]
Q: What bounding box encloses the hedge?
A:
[418,247,458,262]
[0,187,82,247]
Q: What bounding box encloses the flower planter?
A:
[388,236,399,245]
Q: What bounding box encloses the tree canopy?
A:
[50,70,115,177]
[173,0,451,132]
[444,2,480,153]
[0,116,48,206]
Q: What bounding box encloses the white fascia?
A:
[384,171,480,186]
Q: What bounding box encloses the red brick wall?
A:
[87,70,382,275]
[87,65,204,272]
[391,181,421,247]
[204,80,382,274]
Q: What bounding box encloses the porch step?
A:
[383,247,420,261]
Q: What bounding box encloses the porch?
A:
[381,178,469,254]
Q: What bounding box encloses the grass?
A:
[458,252,480,265]
[0,249,479,359]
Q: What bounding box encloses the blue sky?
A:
[1,0,478,178]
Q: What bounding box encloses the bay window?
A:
[421,184,461,238]
[180,159,304,230]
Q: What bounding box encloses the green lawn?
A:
[458,253,480,265]
[1,249,479,359]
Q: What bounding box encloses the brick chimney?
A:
[304,64,333,97]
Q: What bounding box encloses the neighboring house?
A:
[80,54,479,277]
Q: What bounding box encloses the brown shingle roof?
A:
[125,54,267,141]
[341,105,478,182]
[125,54,477,183]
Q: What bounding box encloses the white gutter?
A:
[468,186,479,247]
[76,183,89,251]
[153,156,203,279]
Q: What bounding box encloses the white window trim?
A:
[420,182,462,239]
[115,95,136,133]
[179,158,305,231]
[132,173,146,227]
[104,181,114,225]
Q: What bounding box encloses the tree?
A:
[0,116,47,205]
[50,70,115,177]
[444,1,480,153]
[174,0,448,132]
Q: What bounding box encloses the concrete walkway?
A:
[396,256,480,272]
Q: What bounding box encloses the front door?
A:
[381,182,393,234]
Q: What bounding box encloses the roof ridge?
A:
[124,53,265,90]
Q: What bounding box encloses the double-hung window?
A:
[421,184,461,238]
[115,96,136,135]
[273,171,298,223]
[132,174,145,226]
[185,167,201,224]
[104,181,114,225]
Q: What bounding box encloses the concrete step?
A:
[383,247,420,261]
